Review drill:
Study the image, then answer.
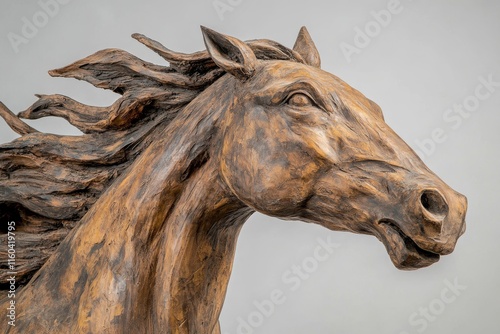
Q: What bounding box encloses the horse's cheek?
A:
[219,140,254,204]
[221,152,315,217]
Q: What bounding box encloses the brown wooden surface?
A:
[0,27,467,333]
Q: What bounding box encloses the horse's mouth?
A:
[377,219,440,270]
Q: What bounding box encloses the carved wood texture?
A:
[0,27,467,333]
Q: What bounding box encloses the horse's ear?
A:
[293,26,321,68]
[201,26,257,80]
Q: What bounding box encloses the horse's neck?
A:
[147,157,253,332]
[15,105,252,333]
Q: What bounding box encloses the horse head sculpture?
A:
[206,27,466,269]
[0,27,466,333]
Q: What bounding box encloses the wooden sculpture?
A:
[0,27,467,333]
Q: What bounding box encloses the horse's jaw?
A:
[376,219,441,270]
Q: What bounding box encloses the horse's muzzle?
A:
[410,186,467,255]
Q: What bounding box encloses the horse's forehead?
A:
[248,61,374,113]
[251,61,342,90]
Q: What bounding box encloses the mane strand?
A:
[0,102,38,135]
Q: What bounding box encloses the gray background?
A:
[1,1,499,333]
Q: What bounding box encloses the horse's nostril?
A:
[420,190,449,220]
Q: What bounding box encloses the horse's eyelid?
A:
[281,90,323,109]
[268,85,325,110]
[284,91,312,103]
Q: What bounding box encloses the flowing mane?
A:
[0,33,303,290]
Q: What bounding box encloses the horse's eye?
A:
[286,93,313,107]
